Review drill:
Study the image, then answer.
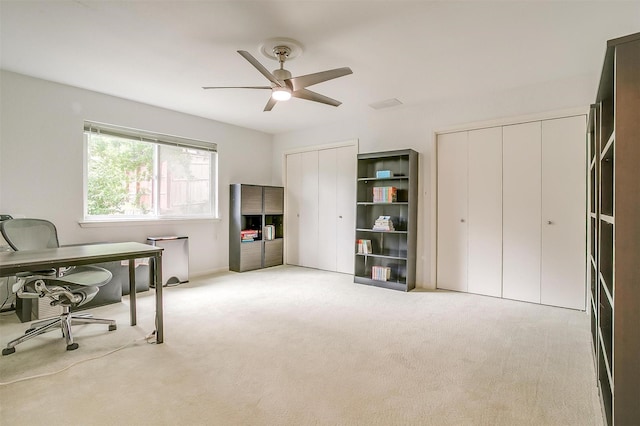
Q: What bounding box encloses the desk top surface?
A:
[0,242,162,276]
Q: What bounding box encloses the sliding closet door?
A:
[286,151,319,268]
[335,145,357,274]
[299,151,319,268]
[318,148,338,271]
[286,152,302,266]
[437,131,468,292]
[502,121,542,304]
[287,145,355,272]
[467,127,503,297]
[541,116,586,309]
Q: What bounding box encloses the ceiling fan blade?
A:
[291,88,342,107]
[286,67,353,91]
[263,97,277,112]
[202,86,271,89]
[237,50,283,87]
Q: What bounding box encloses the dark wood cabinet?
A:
[229,184,284,272]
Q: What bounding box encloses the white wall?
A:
[272,72,596,289]
[0,71,273,276]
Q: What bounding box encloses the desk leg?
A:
[155,252,163,344]
[129,260,136,326]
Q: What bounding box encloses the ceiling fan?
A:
[203,45,353,111]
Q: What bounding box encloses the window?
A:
[84,122,218,221]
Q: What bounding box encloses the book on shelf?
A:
[371,265,391,281]
[376,170,392,178]
[357,239,372,254]
[263,225,276,241]
[372,186,397,203]
[372,215,395,231]
[240,229,259,242]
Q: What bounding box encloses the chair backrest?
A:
[0,219,60,251]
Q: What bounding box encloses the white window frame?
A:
[82,121,219,225]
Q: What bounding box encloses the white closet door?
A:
[335,145,357,274]
[286,153,302,266]
[318,148,337,271]
[468,127,503,297]
[299,150,319,268]
[541,116,586,309]
[437,131,468,292]
[503,122,542,303]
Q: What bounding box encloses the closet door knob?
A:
[547,220,553,225]
[339,215,343,219]
[460,219,465,223]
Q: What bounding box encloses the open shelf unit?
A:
[229,184,284,272]
[589,32,640,426]
[354,149,418,291]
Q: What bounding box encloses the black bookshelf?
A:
[354,149,418,291]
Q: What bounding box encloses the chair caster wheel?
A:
[109,325,117,331]
[2,347,16,356]
[25,328,34,334]
[66,343,79,351]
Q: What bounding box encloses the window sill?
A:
[78,217,221,228]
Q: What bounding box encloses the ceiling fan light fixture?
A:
[272,87,292,101]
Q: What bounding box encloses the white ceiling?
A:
[1,1,638,135]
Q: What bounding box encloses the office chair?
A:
[1,218,117,355]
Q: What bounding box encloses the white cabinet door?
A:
[437,131,468,292]
[335,145,357,274]
[318,148,337,271]
[468,127,503,297]
[299,150,319,268]
[286,153,302,266]
[503,121,542,304]
[541,116,586,309]
[286,151,319,268]
[287,146,355,273]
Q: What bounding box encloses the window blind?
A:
[84,121,217,152]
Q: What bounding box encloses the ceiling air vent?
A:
[369,98,403,110]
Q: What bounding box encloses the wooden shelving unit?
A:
[229,184,284,272]
[589,32,640,426]
[354,149,418,291]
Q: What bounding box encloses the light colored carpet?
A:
[0,265,602,425]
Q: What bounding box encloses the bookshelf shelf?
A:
[356,228,408,234]
[356,202,409,206]
[354,149,418,291]
[357,176,409,182]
